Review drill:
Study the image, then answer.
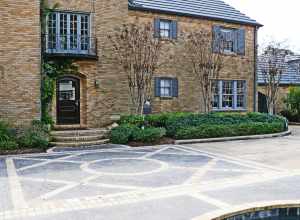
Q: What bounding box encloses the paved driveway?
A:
[1,126,300,220]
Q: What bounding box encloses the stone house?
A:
[0,0,262,129]
[258,53,300,113]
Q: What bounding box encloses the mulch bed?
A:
[0,148,46,156]
[128,137,175,147]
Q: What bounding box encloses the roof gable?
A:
[129,0,262,27]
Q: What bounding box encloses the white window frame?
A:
[46,12,90,54]
[220,28,235,54]
[160,78,172,97]
[159,20,171,39]
[213,80,247,111]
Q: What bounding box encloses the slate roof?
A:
[258,55,300,85]
[128,0,262,27]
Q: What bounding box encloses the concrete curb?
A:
[192,200,300,220]
[175,130,292,145]
[289,122,300,126]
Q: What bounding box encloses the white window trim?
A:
[213,80,247,111]
[160,78,173,98]
[159,19,172,39]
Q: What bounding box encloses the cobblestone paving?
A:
[1,127,300,220]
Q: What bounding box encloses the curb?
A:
[175,130,292,145]
[289,122,300,126]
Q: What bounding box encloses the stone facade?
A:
[0,0,258,128]
[0,0,41,126]
[128,11,256,114]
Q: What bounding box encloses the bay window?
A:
[46,12,92,55]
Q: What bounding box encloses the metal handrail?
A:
[42,34,97,56]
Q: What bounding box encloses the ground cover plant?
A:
[110,112,288,144]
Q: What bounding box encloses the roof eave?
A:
[128,5,263,28]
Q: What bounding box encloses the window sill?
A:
[213,108,247,112]
[159,96,174,100]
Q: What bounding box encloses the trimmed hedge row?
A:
[110,125,166,144]
[174,122,285,140]
[110,112,288,144]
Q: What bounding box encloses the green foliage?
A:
[17,120,49,149]
[165,112,286,137]
[132,127,166,143]
[282,87,300,122]
[0,121,18,150]
[175,122,285,140]
[110,124,138,144]
[119,115,145,127]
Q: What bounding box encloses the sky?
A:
[223,0,300,54]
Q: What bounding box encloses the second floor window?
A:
[213,26,246,55]
[159,20,171,38]
[154,18,178,40]
[47,12,90,53]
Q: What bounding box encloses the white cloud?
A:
[224,0,300,53]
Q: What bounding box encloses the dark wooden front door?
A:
[57,77,80,125]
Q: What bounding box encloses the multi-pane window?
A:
[159,20,171,38]
[48,13,57,49]
[213,25,246,55]
[222,81,234,108]
[212,81,219,108]
[236,81,246,108]
[213,80,246,110]
[155,77,178,98]
[221,28,234,53]
[47,12,90,53]
[160,79,172,97]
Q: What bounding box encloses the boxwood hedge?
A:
[112,112,288,143]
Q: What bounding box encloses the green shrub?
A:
[132,127,166,143]
[110,124,138,144]
[282,87,300,122]
[165,112,286,137]
[17,120,49,149]
[0,121,18,150]
[175,122,285,140]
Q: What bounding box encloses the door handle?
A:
[75,100,80,106]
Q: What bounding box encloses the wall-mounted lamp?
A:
[94,79,100,88]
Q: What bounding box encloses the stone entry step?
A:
[50,128,110,147]
[50,139,110,147]
[50,129,108,137]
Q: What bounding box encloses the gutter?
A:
[253,26,259,112]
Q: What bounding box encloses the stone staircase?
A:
[50,128,110,147]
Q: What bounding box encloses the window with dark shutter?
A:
[213,26,246,56]
[155,77,179,98]
[154,18,178,39]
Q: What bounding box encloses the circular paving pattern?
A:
[81,158,168,176]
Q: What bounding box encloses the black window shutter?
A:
[172,78,179,97]
[154,18,160,38]
[237,28,246,55]
[212,25,221,53]
[171,21,178,39]
[154,77,161,97]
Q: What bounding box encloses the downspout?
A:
[253,26,259,112]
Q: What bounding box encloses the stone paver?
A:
[0,127,300,220]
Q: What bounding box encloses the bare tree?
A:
[181,30,224,113]
[108,23,163,115]
[260,42,288,115]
